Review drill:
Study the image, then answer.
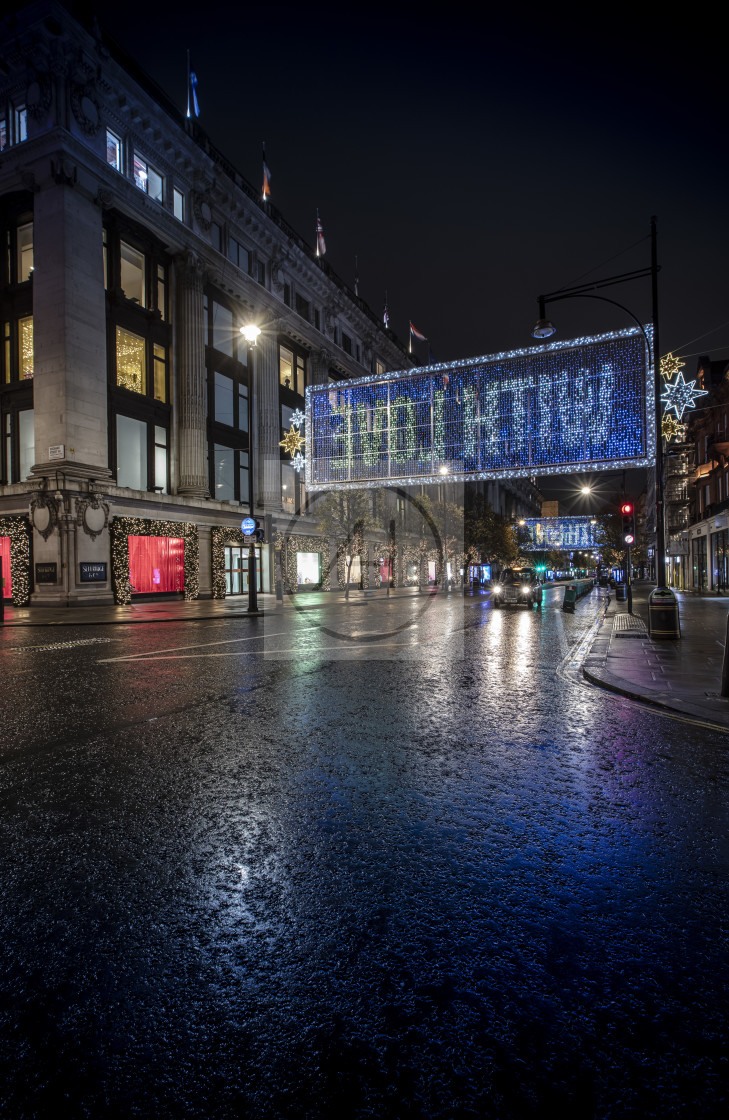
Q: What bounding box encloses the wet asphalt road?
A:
[1,586,727,1118]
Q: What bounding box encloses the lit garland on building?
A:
[275,532,332,593]
[211,526,248,599]
[110,517,198,603]
[0,515,32,604]
[306,327,653,490]
[19,317,34,379]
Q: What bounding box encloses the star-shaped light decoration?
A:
[661,414,682,442]
[279,425,306,456]
[660,372,708,419]
[660,352,686,381]
[292,452,306,472]
[290,408,306,428]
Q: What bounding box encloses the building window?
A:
[173,188,185,222]
[314,309,320,331]
[257,260,266,286]
[106,129,122,171]
[211,445,249,504]
[0,104,27,150]
[211,222,222,252]
[116,327,146,394]
[18,317,33,379]
[15,223,33,282]
[295,293,310,321]
[341,332,352,355]
[120,241,146,305]
[279,344,305,395]
[1,407,34,484]
[284,282,291,307]
[228,237,250,273]
[116,415,168,492]
[375,360,385,376]
[133,155,163,202]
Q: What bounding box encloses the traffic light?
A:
[253,518,265,542]
[621,501,635,546]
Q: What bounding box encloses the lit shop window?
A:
[19,317,33,379]
[106,129,122,171]
[133,155,163,202]
[116,326,146,394]
[281,460,295,513]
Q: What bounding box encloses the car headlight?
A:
[494,585,502,594]
[522,585,530,593]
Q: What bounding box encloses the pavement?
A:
[2,580,729,731]
[582,580,729,730]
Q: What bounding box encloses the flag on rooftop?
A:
[383,292,390,328]
[262,143,271,202]
[409,321,427,353]
[316,209,326,257]
[186,52,200,119]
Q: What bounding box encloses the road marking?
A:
[98,630,291,662]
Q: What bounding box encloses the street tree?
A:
[314,490,377,599]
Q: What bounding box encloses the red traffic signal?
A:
[621,501,636,546]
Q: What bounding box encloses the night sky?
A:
[79,1,729,506]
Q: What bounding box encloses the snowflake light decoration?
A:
[292,452,306,472]
[290,408,306,428]
[660,372,708,419]
[279,425,306,456]
[660,352,686,381]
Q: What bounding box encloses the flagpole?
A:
[186,49,190,119]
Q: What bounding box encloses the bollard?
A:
[563,584,576,612]
[721,613,729,696]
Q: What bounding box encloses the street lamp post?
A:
[532,217,678,636]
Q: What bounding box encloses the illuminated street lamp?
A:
[240,323,262,345]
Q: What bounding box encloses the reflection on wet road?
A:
[1,588,727,1117]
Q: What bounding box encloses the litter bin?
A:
[615,583,627,602]
[563,584,576,612]
[649,587,680,638]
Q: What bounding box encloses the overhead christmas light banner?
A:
[519,517,603,552]
[306,327,653,491]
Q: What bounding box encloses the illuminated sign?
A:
[306,328,653,491]
[519,517,603,551]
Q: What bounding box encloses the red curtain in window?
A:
[0,536,12,599]
[128,535,184,594]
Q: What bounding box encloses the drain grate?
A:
[614,614,648,637]
[9,637,117,653]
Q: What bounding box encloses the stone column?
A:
[31,171,111,482]
[175,253,209,497]
[256,333,281,510]
[309,347,331,387]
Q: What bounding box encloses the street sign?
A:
[241,517,256,535]
[243,535,255,545]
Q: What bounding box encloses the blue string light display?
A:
[306,328,653,491]
[519,517,603,552]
